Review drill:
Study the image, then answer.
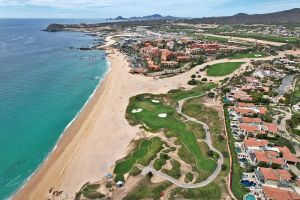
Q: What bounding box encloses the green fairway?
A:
[229,52,267,59]
[127,95,217,173]
[229,33,300,44]
[203,35,228,43]
[207,62,245,76]
[168,82,216,101]
[113,137,163,182]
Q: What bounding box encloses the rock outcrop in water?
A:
[44,24,65,32]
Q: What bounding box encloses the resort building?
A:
[243,138,269,153]
[161,61,178,67]
[161,49,172,61]
[261,186,300,200]
[277,146,299,165]
[250,151,285,166]
[255,167,293,185]
[176,55,191,62]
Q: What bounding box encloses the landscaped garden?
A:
[207,62,245,76]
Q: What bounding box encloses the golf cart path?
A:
[142,93,224,188]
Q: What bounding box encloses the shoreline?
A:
[12,39,119,199]
[10,52,111,199]
[13,33,299,198]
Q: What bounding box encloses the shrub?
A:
[206,150,214,157]
[147,171,153,178]
[191,74,196,78]
[218,135,224,142]
[221,164,227,171]
[208,92,215,98]
[201,78,208,81]
[188,79,197,85]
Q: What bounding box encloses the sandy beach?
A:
[13,34,300,199]
[12,37,185,199]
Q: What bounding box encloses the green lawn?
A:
[127,95,217,174]
[168,82,216,101]
[113,137,163,182]
[203,35,229,43]
[228,33,299,44]
[182,99,226,153]
[207,62,245,76]
[229,52,267,59]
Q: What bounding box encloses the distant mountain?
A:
[114,16,126,20]
[182,8,300,24]
[109,14,178,21]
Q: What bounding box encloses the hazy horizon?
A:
[0,0,299,19]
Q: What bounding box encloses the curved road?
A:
[142,93,224,188]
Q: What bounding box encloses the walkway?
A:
[142,93,224,188]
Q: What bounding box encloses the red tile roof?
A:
[262,186,300,200]
[264,123,278,133]
[255,151,284,165]
[259,167,292,181]
[258,107,268,115]
[277,146,299,163]
[240,123,260,133]
[235,108,254,115]
[237,102,255,107]
[242,117,262,123]
[244,138,269,148]
[255,151,270,163]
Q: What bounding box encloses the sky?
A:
[0,0,299,18]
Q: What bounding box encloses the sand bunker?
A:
[158,113,167,118]
[132,108,143,113]
[152,100,160,103]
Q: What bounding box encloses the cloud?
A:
[0,0,137,8]
[0,0,298,18]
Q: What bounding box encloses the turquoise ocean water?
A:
[0,19,108,199]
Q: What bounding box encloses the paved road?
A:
[142,93,224,188]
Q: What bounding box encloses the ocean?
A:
[0,19,108,199]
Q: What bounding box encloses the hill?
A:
[181,8,300,24]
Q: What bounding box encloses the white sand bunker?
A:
[132,108,143,113]
[152,99,160,103]
[158,113,167,118]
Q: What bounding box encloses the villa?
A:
[277,146,299,166]
[261,186,300,200]
[250,150,285,166]
[255,167,293,184]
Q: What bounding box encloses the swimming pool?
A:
[244,193,256,200]
[241,180,256,187]
[235,147,242,153]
